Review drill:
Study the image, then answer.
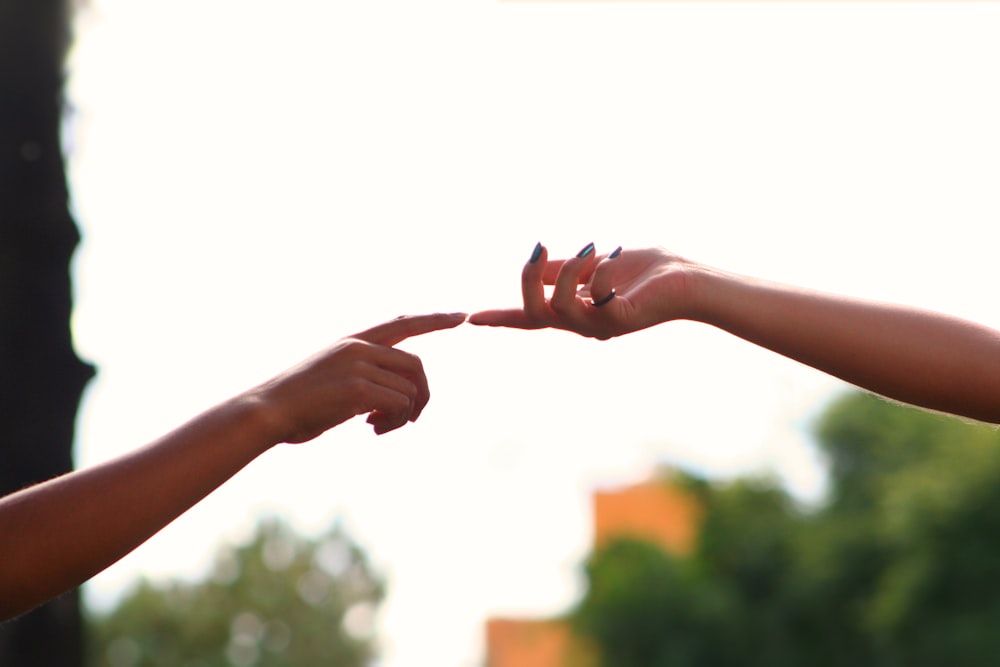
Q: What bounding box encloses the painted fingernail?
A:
[529,242,543,264]
[577,242,596,258]
[609,246,623,259]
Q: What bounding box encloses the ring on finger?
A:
[591,289,617,308]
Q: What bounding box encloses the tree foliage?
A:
[86,518,384,667]
[572,392,1000,667]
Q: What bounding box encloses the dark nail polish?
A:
[609,246,623,259]
[529,242,543,264]
[577,242,596,258]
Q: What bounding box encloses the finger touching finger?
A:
[467,308,541,329]
[356,312,467,346]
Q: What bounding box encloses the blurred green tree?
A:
[572,391,1000,667]
[573,476,802,667]
[817,393,1000,667]
[573,536,741,667]
[86,517,385,667]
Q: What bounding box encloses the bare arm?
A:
[469,243,1000,424]
[692,265,1000,424]
[0,397,272,622]
[0,312,465,621]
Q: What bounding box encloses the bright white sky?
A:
[66,1,1000,666]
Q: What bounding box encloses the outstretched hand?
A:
[469,243,694,340]
[251,312,467,442]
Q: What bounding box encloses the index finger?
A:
[467,308,540,329]
[354,312,467,346]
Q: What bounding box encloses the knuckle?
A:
[346,358,370,377]
[344,376,369,399]
[389,394,411,413]
[401,377,419,398]
[410,354,425,374]
[341,338,372,356]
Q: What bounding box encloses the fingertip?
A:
[438,312,468,328]
[413,392,428,417]
[529,241,543,264]
[428,312,468,328]
[466,310,500,326]
[368,411,402,435]
[523,243,548,270]
[466,310,539,328]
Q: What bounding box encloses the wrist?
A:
[227,391,287,454]
[681,262,741,326]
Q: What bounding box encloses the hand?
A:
[469,244,695,340]
[250,312,466,442]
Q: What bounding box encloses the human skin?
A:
[0,312,466,621]
[469,243,1000,424]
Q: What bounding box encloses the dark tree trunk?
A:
[0,0,94,665]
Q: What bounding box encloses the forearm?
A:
[0,394,275,620]
[689,266,1000,424]
[0,312,463,621]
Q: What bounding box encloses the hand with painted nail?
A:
[474,241,1000,425]
[469,243,696,340]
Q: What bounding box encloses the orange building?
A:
[485,474,702,667]
[485,619,596,667]
[592,476,702,556]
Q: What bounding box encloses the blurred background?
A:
[3,0,1000,665]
